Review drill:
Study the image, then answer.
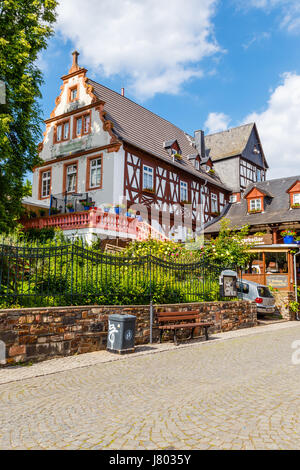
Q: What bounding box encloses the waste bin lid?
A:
[108,314,136,322]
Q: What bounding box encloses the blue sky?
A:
[38,0,300,179]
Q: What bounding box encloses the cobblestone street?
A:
[1,323,300,450]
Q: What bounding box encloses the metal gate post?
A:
[150,301,153,344]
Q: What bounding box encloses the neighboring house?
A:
[204,176,300,293]
[204,175,300,240]
[204,123,268,195]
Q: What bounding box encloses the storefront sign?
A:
[242,234,273,245]
[266,275,289,288]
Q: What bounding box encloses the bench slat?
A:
[156,309,212,344]
[159,322,212,330]
[158,311,199,317]
[158,316,198,322]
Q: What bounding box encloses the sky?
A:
[37,0,300,180]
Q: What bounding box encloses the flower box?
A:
[143,187,155,194]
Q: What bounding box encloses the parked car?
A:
[236,279,276,315]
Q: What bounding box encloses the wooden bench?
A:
[156,310,213,345]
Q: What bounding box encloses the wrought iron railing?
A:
[0,240,239,308]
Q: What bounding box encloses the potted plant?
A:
[114,204,120,215]
[295,236,300,246]
[181,200,191,205]
[103,203,112,213]
[66,203,74,213]
[39,209,46,217]
[281,229,296,244]
[173,152,182,160]
[126,208,135,218]
[291,203,300,209]
[50,207,60,215]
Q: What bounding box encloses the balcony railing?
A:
[21,209,169,241]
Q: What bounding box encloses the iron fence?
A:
[0,240,241,308]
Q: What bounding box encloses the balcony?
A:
[21,208,169,242]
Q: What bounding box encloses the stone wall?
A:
[273,291,296,321]
[0,301,257,367]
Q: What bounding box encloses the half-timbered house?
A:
[25,52,266,242]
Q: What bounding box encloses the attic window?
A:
[69,85,78,103]
[171,148,182,158]
[293,194,300,207]
[249,199,262,212]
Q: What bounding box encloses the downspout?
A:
[294,249,300,320]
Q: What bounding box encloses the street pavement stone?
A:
[1,322,300,449]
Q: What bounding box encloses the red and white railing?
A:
[21,209,169,241]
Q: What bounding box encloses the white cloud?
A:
[204,112,231,134]
[244,73,300,179]
[55,0,220,99]
[242,31,271,50]
[242,0,300,33]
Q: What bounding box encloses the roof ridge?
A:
[88,78,194,139]
[250,175,300,185]
[205,122,254,138]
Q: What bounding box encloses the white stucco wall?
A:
[32,68,124,206]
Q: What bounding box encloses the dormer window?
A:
[244,186,268,213]
[286,180,300,208]
[163,140,182,160]
[249,199,262,212]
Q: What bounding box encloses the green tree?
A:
[200,218,254,267]
[0,0,57,232]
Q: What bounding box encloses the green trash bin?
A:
[107,314,136,354]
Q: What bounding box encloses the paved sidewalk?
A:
[0,321,297,385]
[1,321,300,450]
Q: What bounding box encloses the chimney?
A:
[194,130,206,160]
[121,88,125,97]
[69,50,80,73]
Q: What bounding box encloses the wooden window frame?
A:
[53,118,70,144]
[68,85,79,103]
[39,167,52,200]
[63,161,78,195]
[293,193,300,205]
[249,198,262,212]
[73,111,92,139]
[142,164,155,193]
[180,181,189,202]
[86,154,103,191]
[211,192,218,212]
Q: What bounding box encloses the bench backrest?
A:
[157,310,199,323]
